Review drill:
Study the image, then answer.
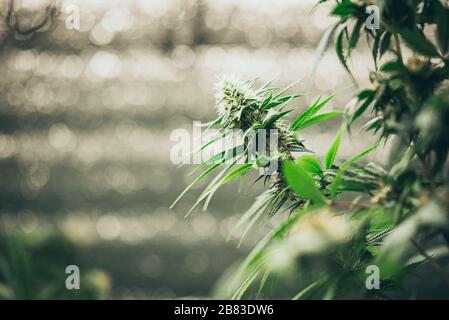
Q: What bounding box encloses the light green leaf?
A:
[398,28,440,58]
[296,155,323,176]
[292,275,330,300]
[272,79,301,100]
[222,163,253,185]
[293,111,343,131]
[229,206,316,299]
[290,95,335,131]
[283,161,327,205]
[325,126,344,169]
[231,265,264,300]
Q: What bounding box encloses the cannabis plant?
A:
[174,0,449,299]
[171,76,350,241]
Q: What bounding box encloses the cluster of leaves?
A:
[331,0,449,245]
[172,79,386,298]
[171,76,355,242]
[175,0,449,299]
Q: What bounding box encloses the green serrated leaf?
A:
[296,155,323,176]
[371,30,384,69]
[290,95,335,131]
[379,31,392,58]
[348,19,364,56]
[325,126,344,169]
[350,92,375,124]
[336,28,349,71]
[380,60,405,72]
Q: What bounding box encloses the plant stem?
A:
[411,239,449,287]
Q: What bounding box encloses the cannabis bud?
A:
[214,76,261,131]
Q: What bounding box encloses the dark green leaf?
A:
[290,95,335,131]
[332,1,360,17]
[336,28,350,73]
[436,7,449,55]
[379,31,392,58]
[398,28,440,57]
[348,19,364,56]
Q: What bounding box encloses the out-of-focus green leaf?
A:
[307,22,340,97]
[222,163,253,185]
[398,28,440,57]
[349,90,375,124]
[379,31,392,58]
[283,161,327,205]
[296,155,323,176]
[377,201,448,277]
[436,7,449,55]
[332,0,360,17]
[380,60,405,72]
[228,206,317,299]
[371,30,383,69]
[231,264,264,300]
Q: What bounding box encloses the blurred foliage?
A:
[0,0,112,300]
[176,0,449,299]
[2,0,338,300]
[0,232,111,300]
[2,0,448,300]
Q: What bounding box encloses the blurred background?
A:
[0,0,381,299]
